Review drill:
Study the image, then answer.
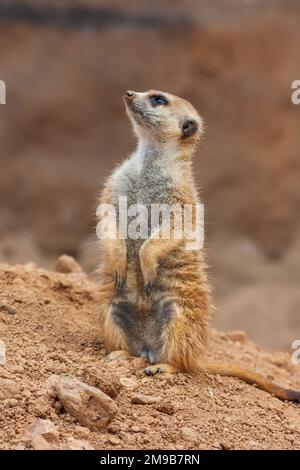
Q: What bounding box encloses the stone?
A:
[131,393,160,405]
[142,415,155,425]
[119,432,136,445]
[180,427,198,443]
[25,418,59,443]
[31,435,52,450]
[119,376,139,391]
[47,375,117,431]
[74,425,91,438]
[155,400,176,415]
[107,435,121,445]
[66,438,94,450]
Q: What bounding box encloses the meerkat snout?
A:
[124,90,134,99]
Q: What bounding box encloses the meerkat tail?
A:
[197,361,300,402]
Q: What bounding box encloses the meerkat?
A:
[97,89,300,402]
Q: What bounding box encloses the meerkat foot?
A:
[106,350,131,362]
[143,363,177,376]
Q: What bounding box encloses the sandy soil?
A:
[0,260,300,450]
[1,0,300,352]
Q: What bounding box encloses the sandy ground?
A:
[0,261,300,450]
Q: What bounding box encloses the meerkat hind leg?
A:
[144,363,178,375]
[106,350,131,362]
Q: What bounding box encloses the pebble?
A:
[142,415,156,425]
[66,438,94,450]
[31,435,52,450]
[131,393,160,405]
[25,418,59,443]
[180,427,198,443]
[107,435,121,445]
[74,425,91,438]
[119,377,139,391]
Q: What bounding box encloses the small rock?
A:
[119,432,136,445]
[25,418,59,443]
[107,422,121,434]
[74,425,91,438]
[246,440,259,449]
[55,255,84,274]
[119,377,139,391]
[131,393,160,405]
[155,400,176,415]
[47,375,117,431]
[226,330,247,343]
[180,427,198,443]
[31,435,52,450]
[66,438,94,450]
[107,435,121,445]
[219,441,232,450]
[131,425,141,433]
[0,377,18,400]
[142,415,155,425]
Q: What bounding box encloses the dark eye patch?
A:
[149,94,169,107]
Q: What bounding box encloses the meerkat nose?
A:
[125,90,134,98]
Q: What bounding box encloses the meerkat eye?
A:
[150,95,169,107]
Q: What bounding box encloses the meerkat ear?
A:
[181,117,198,138]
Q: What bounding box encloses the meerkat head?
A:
[124,90,203,147]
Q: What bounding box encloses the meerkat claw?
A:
[144,366,158,376]
[115,273,126,293]
[144,282,153,296]
[144,364,175,375]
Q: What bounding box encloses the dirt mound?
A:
[0,260,300,450]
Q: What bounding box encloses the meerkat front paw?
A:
[106,350,131,362]
[143,363,177,375]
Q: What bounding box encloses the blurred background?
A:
[0,0,300,350]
